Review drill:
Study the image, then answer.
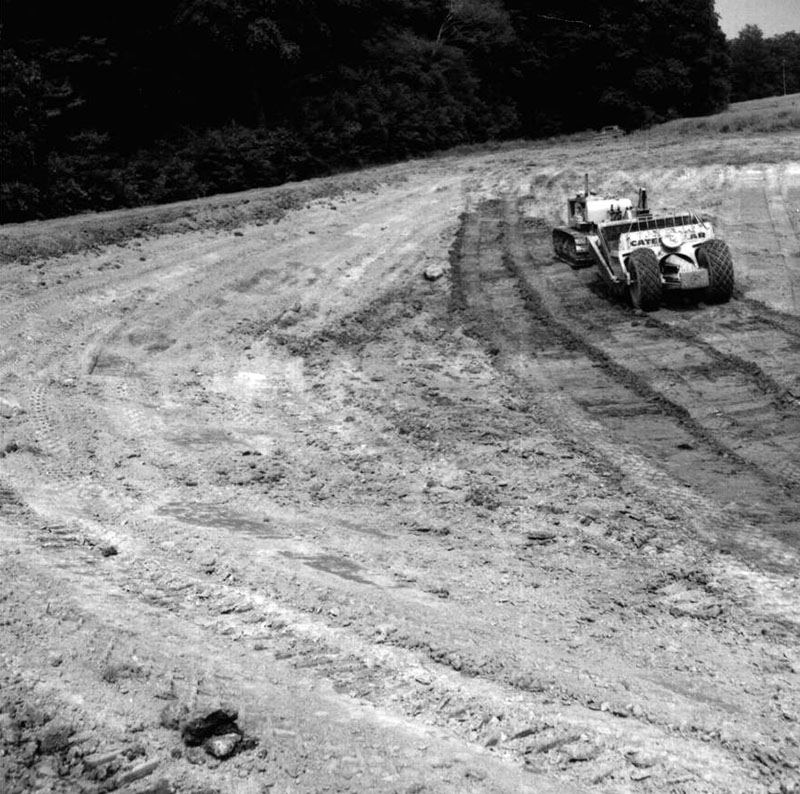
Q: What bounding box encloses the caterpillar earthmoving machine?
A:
[552,175,734,310]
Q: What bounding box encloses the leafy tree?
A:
[0,44,47,220]
[770,31,800,96]
[174,0,306,129]
[729,25,800,101]
[730,25,776,100]
[0,0,741,222]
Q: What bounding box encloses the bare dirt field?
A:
[1,100,800,794]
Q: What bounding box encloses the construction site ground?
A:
[1,108,799,794]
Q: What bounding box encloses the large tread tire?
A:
[565,236,580,267]
[570,241,595,270]
[553,229,592,268]
[628,248,662,311]
[698,239,734,304]
[554,228,595,269]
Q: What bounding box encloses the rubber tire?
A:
[628,248,662,311]
[697,239,734,304]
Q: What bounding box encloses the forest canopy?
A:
[0,0,795,222]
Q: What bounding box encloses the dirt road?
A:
[1,126,799,794]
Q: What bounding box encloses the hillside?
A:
[1,98,799,794]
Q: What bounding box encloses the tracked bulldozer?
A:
[552,175,734,311]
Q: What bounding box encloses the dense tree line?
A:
[0,0,742,222]
[729,25,800,102]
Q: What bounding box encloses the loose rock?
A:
[628,750,658,768]
[423,264,446,281]
[564,741,600,762]
[160,702,190,730]
[116,759,159,786]
[180,704,240,747]
[526,529,557,543]
[204,732,242,759]
[0,439,20,456]
[38,722,73,754]
[137,779,173,794]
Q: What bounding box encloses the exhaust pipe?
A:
[637,188,649,215]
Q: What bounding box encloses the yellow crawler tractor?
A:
[553,175,734,310]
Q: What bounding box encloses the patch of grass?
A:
[100,661,144,683]
[664,94,800,136]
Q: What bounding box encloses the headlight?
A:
[661,231,683,250]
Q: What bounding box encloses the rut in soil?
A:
[450,196,800,568]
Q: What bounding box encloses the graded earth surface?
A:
[1,111,799,794]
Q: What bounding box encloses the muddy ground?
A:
[1,113,799,794]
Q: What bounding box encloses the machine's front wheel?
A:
[698,239,734,304]
[628,248,662,311]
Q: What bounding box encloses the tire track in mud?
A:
[27,383,77,484]
[765,168,800,312]
[0,252,171,343]
[0,517,568,794]
[659,298,800,401]
[722,166,800,314]
[66,312,242,505]
[514,201,800,517]
[627,311,800,488]
[7,291,180,518]
[517,224,800,494]
[4,199,429,530]
[98,368,242,501]
[451,197,800,569]
[0,476,28,520]
[3,178,793,794]
[0,467,114,561]
[21,382,121,519]
[65,247,767,789]
[6,498,760,794]
[0,230,250,382]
